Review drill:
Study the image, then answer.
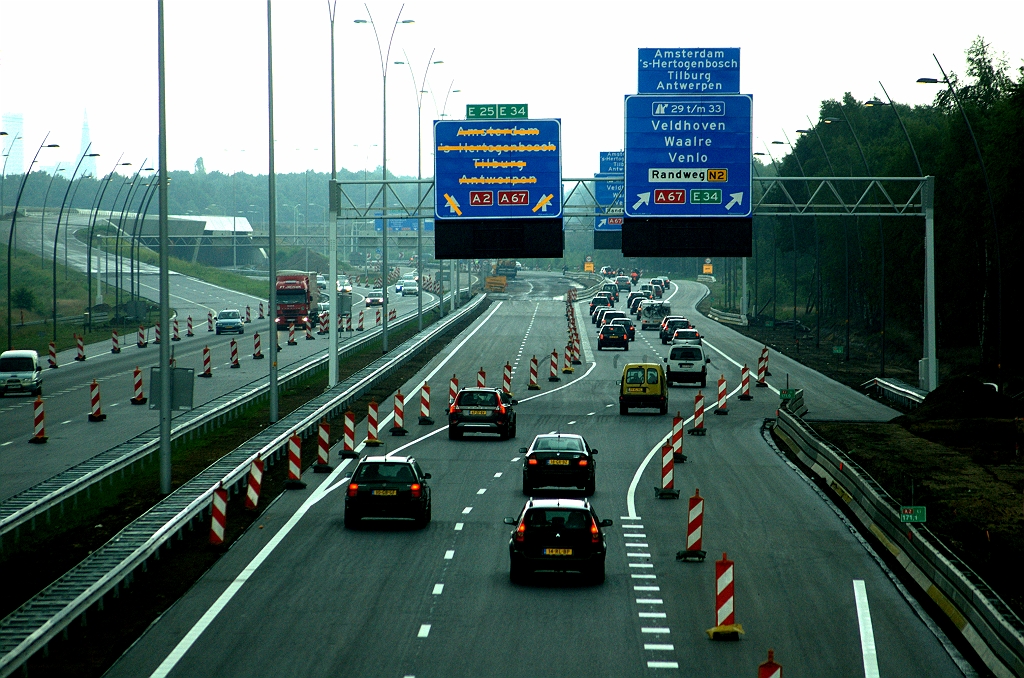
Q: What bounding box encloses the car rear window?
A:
[525,509,591,529]
[670,347,702,361]
[355,462,415,482]
[457,391,498,407]
[0,357,34,372]
[625,367,645,384]
[646,368,660,384]
[219,311,239,320]
[534,437,584,452]
[675,330,698,338]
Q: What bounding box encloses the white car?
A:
[402,281,419,296]
[0,349,43,397]
[336,276,353,294]
[671,328,702,346]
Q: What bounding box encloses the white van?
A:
[0,350,44,397]
[663,344,710,388]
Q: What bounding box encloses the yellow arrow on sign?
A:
[532,194,554,213]
[443,193,462,216]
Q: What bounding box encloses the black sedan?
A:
[345,455,431,528]
[609,317,636,341]
[505,498,612,584]
[521,433,597,495]
[597,324,629,351]
[448,387,517,439]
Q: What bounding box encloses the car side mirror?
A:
[511,399,518,405]
[503,517,518,525]
[590,448,598,455]
[519,447,527,454]
[422,473,431,479]
[599,519,613,527]
[36,366,42,372]
[663,358,668,363]
[706,357,711,364]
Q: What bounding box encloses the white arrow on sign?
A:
[632,192,651,210]
[598,218,607,227]
[724,192,743,211]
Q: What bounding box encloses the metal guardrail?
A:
[0,293,485,678]
[862,377,927,409]
[0,294,450,548]
[706,306,748,327]
[773,403,1024,677]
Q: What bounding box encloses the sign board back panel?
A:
[638,48,740,94]
[434,119,562,220]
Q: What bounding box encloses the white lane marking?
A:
[627,552,651,558]
[516,360,597,405]
[641,627,670,634]
[511,457,521,462]
[586,412,595,416]
[647,661,679,669]
[417,624,431,638]
[620,515,641,520]
[622,524,645,530]
[635,586,660,592]
[702,337,781,395]
[632,574,657,579]
[432,584,444,595]
[629,563,654,569]
[639,612,667,618]
[1,442,11,447]
[636,598,663,604]
[606,403,614,408]
[644,644,674,651]
[444,550,455,560]
[320,477,351,498]
[625,543,649,548]
[567,420,576,425]
[854,580,881,678]
[61,420,72,425]
[454,523,464,531]
[462,507,473,514]
[493,472,502,478]
[476,488,486,494]
[146,456,355,678]
[626,534,647,539]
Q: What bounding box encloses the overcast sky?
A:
[1,0,1021,180]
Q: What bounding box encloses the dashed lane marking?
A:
[462,507,473,514]
[444,550,455,560]
[417,625,431,638]
[454,523,464,531]
[476,488,486,494]
[493,472,502,478]
[644,644,674,651]
[432,584,444,595]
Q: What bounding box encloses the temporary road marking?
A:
[639,612,667,618]
[444,550,455,560]
[627,552,651,558]
[462,507,473,514]
[622,524,645,530]
[567,420,576,425]
[432,584,444,595]
[626,534,647,539]
[644,644,674,651]
[636,598,663,604]
[61,420,72,425]
[620,515,641,520]
[629,563,654,568]
[606,404,614,408]
[647,661,679,669]
[417,624,431,638]
[634,586,660,592]
[854,579,881,678]
[626,543,649,548]
[586,412,595,416]
[1,442,11,447]
[632,574,657,579]
[493,472,502,478]
[454,523,464,531]
[641,627,670,634]
[477,488,486,494]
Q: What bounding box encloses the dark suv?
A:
[345,455,431,528]
[660,318,691,344]
[597,324,629,351]
[448,387,517,439]
[588,296,611,317]
[505,498,612,584]
[601,283,620,303]
[521,433,597,495]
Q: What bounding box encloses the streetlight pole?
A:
[327,0,339,387]
[0,133,23,216]
[395,48,442,331]
[267,0,280,423]
[157,0,173,495]
[356,2,413,353]
[52,146,99,340]
[7,134,59,350]
[86,157,130,326]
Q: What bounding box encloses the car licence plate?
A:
[372,489,397,496]
[627,387,643,392]
[544,548,572,556]
[469,410,487,416]
[547,459,570,465]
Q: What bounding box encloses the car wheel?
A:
[584,478,596,496]
[597,345,602,351]
[509,420,517,439]
[700,379,706,388]
[33,387,42,397]
[510,556,529,584]
[215,329,221,335]
[240,328,244,334]
[623,343,629,351]
[588,559,606,585]
[659,402,668,415]
[344,510,360,529]
[522,477,532,495]
[619,403,628,415]
[415,503,431,529]
[448,427,461,440]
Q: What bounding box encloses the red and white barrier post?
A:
[207,312,214,332]
[285,434,307,489]
[758,650,782,678]
[28,397,47,444]
[364,400,382,446]
[111,329,121,354]
[341,410,357,458]
[244,458,264,510]
[138,325,148,348]
[714,375,728,415]
[562,344,574,374]
[418,383,434,425]
[572,331,582,365]
[739,364,753,401]
[677,488,706,562]
[356,310,364,331]
[154,322,161,345]
[688,391,706,436]
[172,317,181,341]
[375,309,381,326]
[245,305,252,323]
[199,346,212,377]
[707,552,743,639]
[305,325,315,341]
[449,375,459,404]
[131,366,147,405]
[209,484,228,545]
[756,346,769,387]
[313,420,332,473]
[258,302,265,319]
[88,379,106,421]
[671,411,686,462]
[345,314,353,332]
[390,391,408,436]
[655,444,679,499]
[75,334,86,362]
[549,349,561,382]
[287,324,297,346]
[502,362,512,395]
[229,339,240,368]
[528,355,540,390]
[253,332,264,359]
[48,341,58,369]
[477,367,486,388]
[318,313,328,335]
[186,315,195,337]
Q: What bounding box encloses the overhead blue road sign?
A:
[624,94,752,218]
[373,214,434,232]
[594,172,624,231]
[638,48,740,94]
[434,119,562,220]
[599,151,624,174]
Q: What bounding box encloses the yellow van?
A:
[619,362,668,415]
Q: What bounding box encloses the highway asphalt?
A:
[101,272,968,678]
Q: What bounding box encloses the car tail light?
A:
[515,521,527,543]
[450,405,460,414]
[578,459,588,466]
[347,483,359,497]
[410,483,421,498]
[497,401,506,414]
[527,458,538,465]
[591,517,601,543]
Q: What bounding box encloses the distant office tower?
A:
[2,112,25,176]
[80,110,97,178]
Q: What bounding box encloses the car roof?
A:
[1,349,38,359]
[359,455,413,464]
[458,387,502,394]
[525,497,590,510]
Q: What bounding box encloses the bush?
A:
[12,287,35,311]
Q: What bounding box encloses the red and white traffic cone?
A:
[756,346,769,387]
[390,391,408,435]
[714,375,729,415]
[154,322,161,345]
[172,317,181,341]
[210,484,228,545]
[244,458,264,510]
[655,444,679,499]
[186,315,195,337]
[229,339,240,368]
[562,345,574,374]
[739,364,753,401]
[48,341,58,369]
[111,329,121,354]
[131,366,147,405]
[88,379,106,421]
[258,302,265,319]
[313,420,332,473]
[285,434,307,489]
[245,305,252,323]
[707,552,743,639]
[477,367,486,388]
[305,326,315,341]
[28,397,47,444]
[287,324,297,346]
[207,312,214,332]
[449,375,459,404]
[375,309,381,326]
[253,332,264,359]
[356,310,365,331]
[138,325,148,348]
[419,383,433,425]
[758,650,782,678]
[549,349,561,382]
[671,412,686,462]
[677,489,706,562]
[364,400,382,446]
[318,313,328,335]
[503,362,513,395]
[528,355,540,390]
[199,346,213,377]
[341,410,357,458]
[75,334,86,362]
[689,391,706,436]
